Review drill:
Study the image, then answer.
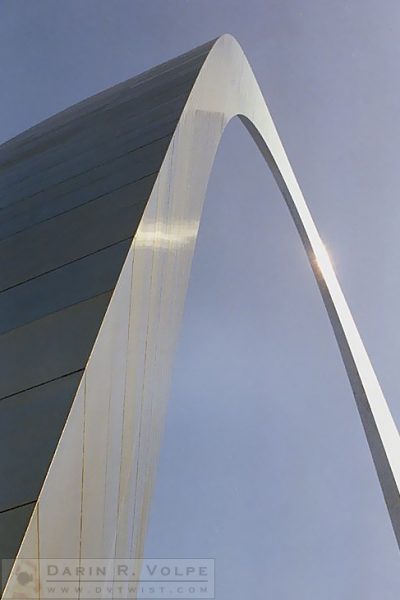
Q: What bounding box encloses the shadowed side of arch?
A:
[2,33,399,598]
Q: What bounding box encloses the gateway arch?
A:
[0,34,399,597]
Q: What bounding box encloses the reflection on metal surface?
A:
[314,240,334,278]
[135,220,199,249]
[2,34,400,598]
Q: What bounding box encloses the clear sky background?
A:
[1,2,400,598]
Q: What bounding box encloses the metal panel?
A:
[0,172,157,241]
[0,144,168,291]
[0,293,110,399]
[0,504,35,571]
[0,373,82,510]
[0,240,130,334]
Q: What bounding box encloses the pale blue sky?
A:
[1,2,400,598]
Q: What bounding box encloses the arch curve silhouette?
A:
[3,34,399,597]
